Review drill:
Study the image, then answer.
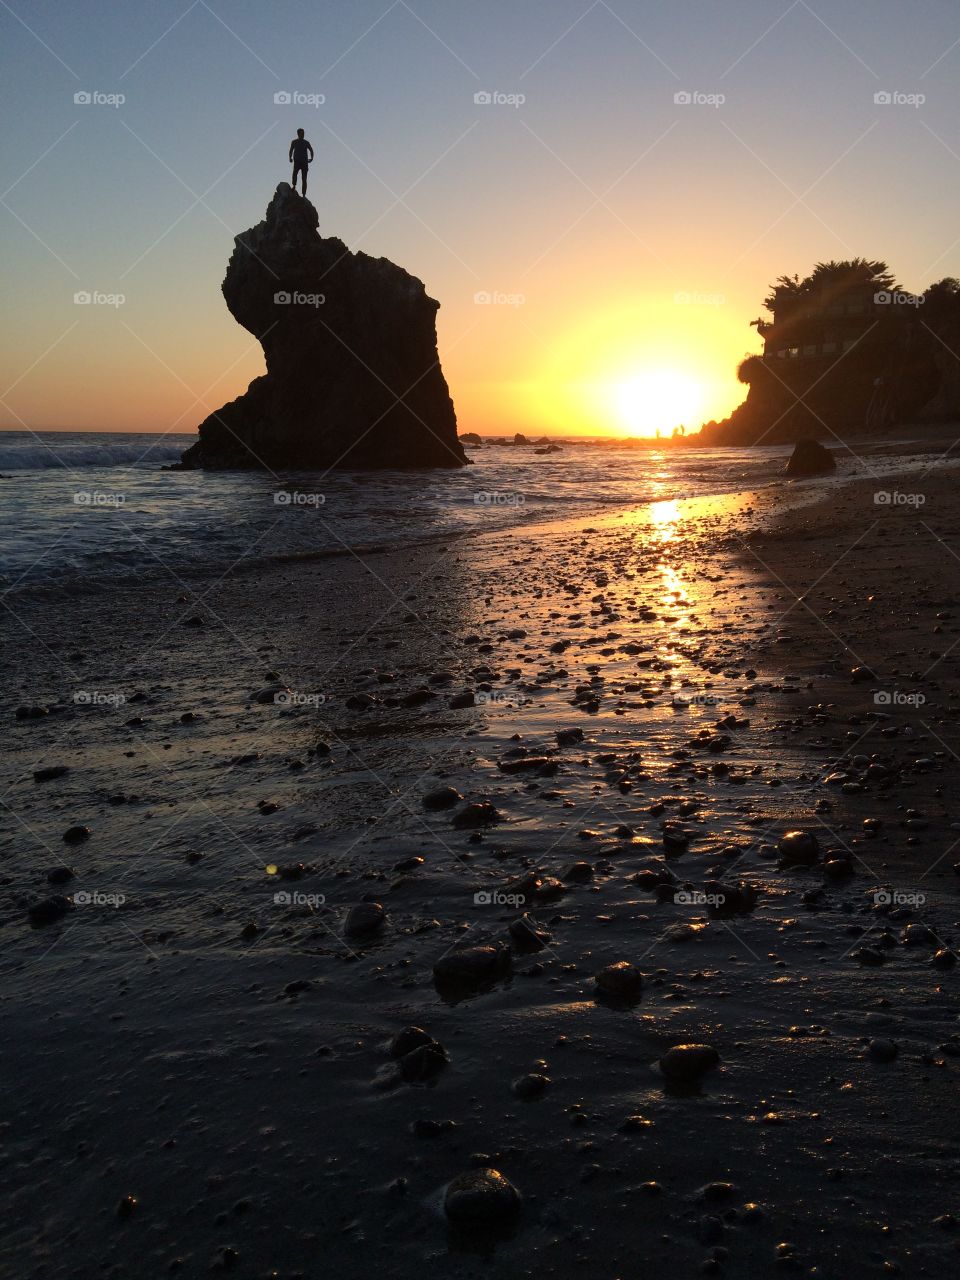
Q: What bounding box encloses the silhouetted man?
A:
[289,128,314,196]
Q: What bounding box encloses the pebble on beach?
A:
[659,1044,721,1085]
[594,960,643,1000]
[444,1168,521,1227]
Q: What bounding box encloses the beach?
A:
[3,444,960,1278]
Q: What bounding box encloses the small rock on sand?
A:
[444,1168,521,1226]
[28,896,72,926]
[33,766,69,783]
[399,1040,448,1082]
[423,786,462,810]
[777,830,819,866]
[434,944,511,988]
[594,961,643,999]
[659,1043,720,1084]
[451,801,501,829]
[344,902,386,937]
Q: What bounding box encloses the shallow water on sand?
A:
[3,429,946,592]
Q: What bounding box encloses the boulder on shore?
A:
[177,184,464,471]
[785,438,836,477]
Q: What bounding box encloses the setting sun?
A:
[611,369,708,438]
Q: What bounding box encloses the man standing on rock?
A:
[288,128,314,197]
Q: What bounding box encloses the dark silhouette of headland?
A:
[699,260,960,445]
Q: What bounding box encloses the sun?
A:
[611,369,707,438]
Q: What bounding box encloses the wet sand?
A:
[2,458,960,1278]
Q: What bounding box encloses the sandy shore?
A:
[2,456,960,1279]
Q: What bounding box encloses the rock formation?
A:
[178,184,464,470]
[785,438,836,477]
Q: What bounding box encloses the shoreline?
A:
[2,451,960,1277]
[6,432,960,602]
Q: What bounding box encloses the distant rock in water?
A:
[785,438,836,477]
[178,184,464,470]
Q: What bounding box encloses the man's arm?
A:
[307,143,314,163]
[288,142,294,162]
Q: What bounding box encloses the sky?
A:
[2,0,960,439]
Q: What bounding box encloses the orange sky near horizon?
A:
[4,1,960,443]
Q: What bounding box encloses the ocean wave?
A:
[0,440,187,471]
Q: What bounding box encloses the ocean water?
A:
[0,428,933,592]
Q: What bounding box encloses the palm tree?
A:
[762,260,896,318]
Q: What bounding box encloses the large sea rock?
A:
[177,184,465,470]
[785,438,836,477]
